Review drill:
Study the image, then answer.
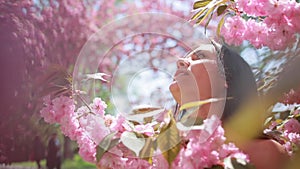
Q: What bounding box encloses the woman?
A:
[47,133,61,169]
[169,42,288,169]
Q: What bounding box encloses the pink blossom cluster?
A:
[40,95,161,165]
[98,115,249,169]
[40,96,109,162]
[172,116,249,169]
[221,0,300,50]
[282,118,300,155]
[282,88,300,104]
[97,151,169,169]
[265,114,300,155]
[41,96,249,168]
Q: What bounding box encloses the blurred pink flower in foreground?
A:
[284,118,300,134]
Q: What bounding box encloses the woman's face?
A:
[169,43,226,119]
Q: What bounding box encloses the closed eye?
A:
[192,51,205,60]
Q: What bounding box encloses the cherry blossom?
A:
[284,118,300,134]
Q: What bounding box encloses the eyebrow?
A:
[183,49,210,59]
[183,42,221,59]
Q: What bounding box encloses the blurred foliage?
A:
[8,154,96,169]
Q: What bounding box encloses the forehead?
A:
[185,44,216,58]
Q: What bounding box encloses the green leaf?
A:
[195,3,217,25]
[232,158,256,169]
[263,116,274,126]
[180,98,225,111]
[224,157,235,169]
[217,5,227,16]
[157,113,181,166]
[210,165,225,169]
[224,157,255,169]
[120,131,145,156]
[85,72,110,82]
[217,14,226,37]
[127,107,165,123]
[139,138,155,164]
[35,65,72,97]
[204,12,214,34]
[178,98,224,124]
[193,0,212,9]
[96,132,118,162]
[191,8,208,21]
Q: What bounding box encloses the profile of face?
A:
[169,43,226,120]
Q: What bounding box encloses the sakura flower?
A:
[40,95,75,124]
[124,158,151,169]
[283,141,293,156]
[134,123,155,137]
[40,105,56,124]
[221,16,246,46]
[104,114,116,127]
[244,19,268,48]
[51,96,75,123]
[97,152,127,169]
[77,133,97,163]
[236,0,269,16]
[110,114,126,132]
[90,97,107,116]
[284,118,300,134]
[60,115,82,140]
[173,115,248,169]
[284,132,300,145]
[151,154,169,169]
[78,114,110,144]
[220,143,249,162]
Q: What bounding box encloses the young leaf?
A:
[191,8,208,21]
[85,72,110,82]
[157,113,181,165]
[120,131,145,156]
[232,158,256,169]
[180,98,225,111]
[176,107,199,124]
[139,138,155,164]
[217,5,227,16]
[217,14,226,37]
[177,98,224,124]
[195,3,217,25]
[127,107,165,123]
[210,165,224,169]
[224,157,255,169]
[223,157,234,169]
[96,132,118,162]
[36,66,72,97]
[193,0,212,9]
[204,12,214,34]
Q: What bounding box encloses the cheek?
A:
[191,64,212,99]
[191,63,212,118]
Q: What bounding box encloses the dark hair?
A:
[220,45,258,121]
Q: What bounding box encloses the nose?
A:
[177,58,190,68]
